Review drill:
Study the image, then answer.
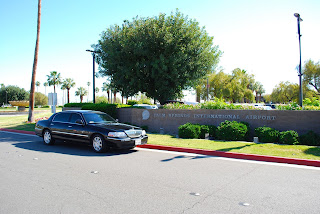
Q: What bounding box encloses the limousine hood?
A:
[91,122,140,131]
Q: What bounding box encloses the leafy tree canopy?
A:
[270,81,315,103]
[196,68,259,103]
[35,92,48,106]
[303,59,320,94]
[0,85,29,104]
[94,10,221,104]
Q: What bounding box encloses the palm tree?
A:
[256,82,265,103]
[102,82,111,102]
[75,87,88,103]
[43,82,48,95]
[28,0,41,122]
[47,71,62,93]
[61,78,76,103]
[35,81,40,92]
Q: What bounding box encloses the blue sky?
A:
[1,0,319,104]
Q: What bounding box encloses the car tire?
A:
[43,129,55,145]
[91,134,107,153]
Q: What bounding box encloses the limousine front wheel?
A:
[91,134,107,153]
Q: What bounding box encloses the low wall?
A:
[117,108,320,136]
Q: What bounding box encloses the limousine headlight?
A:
[108,132,127,138]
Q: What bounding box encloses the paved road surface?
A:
[1,131,320,214]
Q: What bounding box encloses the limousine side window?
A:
[70,113,82,124]
[52,113,71,122]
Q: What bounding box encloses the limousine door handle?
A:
[68,126,72,128]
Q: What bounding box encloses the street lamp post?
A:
[294,13,303,107]
[86,49,99,103]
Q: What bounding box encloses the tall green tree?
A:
[254,82,265,103]
[47,71,62,93]
[229,68,255,103]
[303,59,320,94]
[271,81,299,103]
[95,10,221,104]
[28,0,41,122]
[75,87,88,103]
[61,78,76,103]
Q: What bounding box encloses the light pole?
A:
[86,49,99,103]
[294,13,303,107]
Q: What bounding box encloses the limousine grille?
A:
[125,130,142,138]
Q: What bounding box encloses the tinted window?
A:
[53,113,71,122]
[83,112,115,124]
[70,113,82,124]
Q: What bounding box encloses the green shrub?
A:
[240,121,251,140]
[127,100,139,105]
[216,120,248,141]
[96,96,109,104]
[178,123,201,139]
[208,125,217,138]
[141,125,149,132]
[299,131,320,146]
[163,103,199,110]
[279,130,299,145]
[255,126,280,143]
[64,103,91,107]
[277,102,302,110]
[81,103,118,119]
[199,125,209,139]
[116,104,131,108]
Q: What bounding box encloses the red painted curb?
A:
[138,144,320,167]
[1,128,319,167]
[0,128,36,135]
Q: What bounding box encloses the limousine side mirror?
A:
[75,119,84,126]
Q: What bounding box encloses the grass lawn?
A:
[149,134,320,160]
[0,107,18,111]
[0,112,319,160]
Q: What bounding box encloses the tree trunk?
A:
[67,89,70,103]
[107,91,110,102]
[28,0,41,122]
[113,91,116,103]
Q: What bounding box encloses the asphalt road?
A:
[1,131,320,214]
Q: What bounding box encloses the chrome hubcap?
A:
[44,131,51,144]
[93,136,103,151]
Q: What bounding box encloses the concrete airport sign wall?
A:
[118,108,320,136]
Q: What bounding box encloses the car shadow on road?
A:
[13,140,137,157]
[1,133,137,157]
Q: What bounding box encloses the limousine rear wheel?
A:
[43,129,55,145]
[91,134,107,153]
